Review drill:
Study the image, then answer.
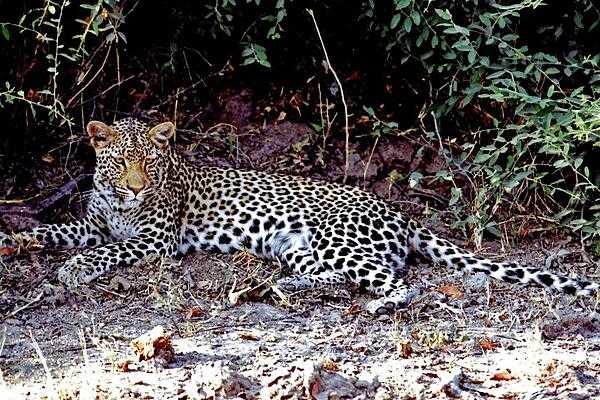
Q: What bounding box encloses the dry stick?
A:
[29,331,55,391]
[154,60,231,109]
[51,0,68,120]
[363,135,380,188]
[66,44,113,108]
[0,327,5,356]
[77,74,136,106]
[307,8,350,183]
[9,291,45,318]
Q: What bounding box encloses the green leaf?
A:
[467,50,476,64]
[390,14,401,29]
[479,13,491,27]
[553,159,569,168]
[504,171,532,190]
[0,25,9,41]
[484,223,502,238]
[473,152,492,163]
[403,16,412,33]
[410,10,421,26]
[434,9,451,21]
[394,0,411,10]
[524,63,535,74]
[258,58,271,68]
[449,187,461,206]
[574,12,584,29]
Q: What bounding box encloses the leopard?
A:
[1,118,598,314]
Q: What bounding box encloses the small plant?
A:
[0,0,124,124]
[241,42,271,68]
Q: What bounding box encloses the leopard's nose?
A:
[125,163,146,196]
[126,175,145,195]
[128,184,144,195]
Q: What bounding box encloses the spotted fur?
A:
[2,118,598,313]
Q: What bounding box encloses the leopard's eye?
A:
[114,156,127,167]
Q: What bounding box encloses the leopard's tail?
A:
[406,219,599,297]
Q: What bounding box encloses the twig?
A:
[66,44,113,108]
[51,0,68,120]
[307,9,350,183]
[92,283,127,299]
[0,326,6,357]
[154,60,231,108]
[29,330,55,389]
[76,74,136,106]
[363,135,379,188]
[9,291,45,317]
[0,174,91,214]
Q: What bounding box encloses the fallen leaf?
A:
[343,303,362,316]
[345,71,362,81]
[41,153,56,164]
[479,338,499,351]
[26,89,39,101]
[436,284,464,299]
[116,359,130,372]
[0,246,17,256]
[321,359,339,372]
[108,275,131,292]
[185,306,204,319]
[491,370,514,381]
[309,380,321,398]
[399,342,412,358]
[238,331,259,341]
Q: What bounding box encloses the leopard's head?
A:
[87,118,175,208]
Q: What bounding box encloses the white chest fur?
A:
[107,210,139,240]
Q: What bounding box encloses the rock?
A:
[355,370,379,390]
[542,315,600,340]
[261,360,357,400]
[186,361,256,399]
[377,141,414,164]
[463,272,489,293]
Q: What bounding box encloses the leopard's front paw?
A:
[365,287,420,315]
[57,255,103,290]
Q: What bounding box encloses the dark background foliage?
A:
[0,0,599,245]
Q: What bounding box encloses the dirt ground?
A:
[1,231,599,399]
[1,93,599,399]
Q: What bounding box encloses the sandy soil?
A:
[1,235,599,399]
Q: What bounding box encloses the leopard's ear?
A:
[148,122,175,150]
[87,121,117,150]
